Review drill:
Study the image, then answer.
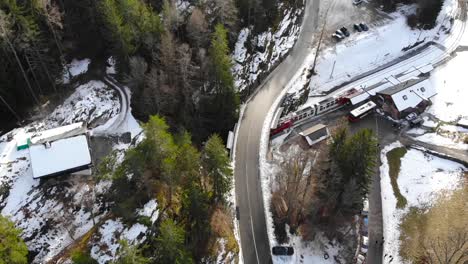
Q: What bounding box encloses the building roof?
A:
[30,122,86,145]
[378,78,426,96]
[300,124,329,146]
[300,124,327,137]
[29,135,91,179]
[349,80,393,105]
[379,78,436,112]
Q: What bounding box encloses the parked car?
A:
[359,23,369,31]
[335,29,345,37]
[361,236,369,254]
[362,199,369,216]
[353,0,363,5]
[357,253,366,264]
[354,23,363,32]
[410,117,423,127]
[332,33,344,41]
[340,27,350,37]
[405,112,418,121]
[272,246,294,256]
[361,216,369,236]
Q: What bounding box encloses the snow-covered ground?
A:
[232,5,304,92]
[273,232,342,264]
[283,0,463,112]
[380,142,466,264]
[427,42,468,124]
[0,79,143,263]
[90,199,159,263]
[41,80,120,130]
[63,58,91,84]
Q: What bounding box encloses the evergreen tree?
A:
[0,215,28,264]
[175,131,201,186]
[100,0,162,56]
[156,219,193,264]
[210,24,234,92]
[201,24,239,138]
[113,240,149,264]
[181,185,211,259]
[202,134,233,203]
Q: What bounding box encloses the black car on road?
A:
[272,246,294,256]
[354,23,362,32]
[340,27,350,37]
[359,23,369,31]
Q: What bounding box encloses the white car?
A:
[362,199,369,215]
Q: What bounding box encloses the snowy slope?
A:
[0,79,142,263]
[232,6,304,92]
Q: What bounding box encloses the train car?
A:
[315,97,342,115]
[270,120,294,136]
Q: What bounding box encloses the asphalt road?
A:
[233,0,321,263]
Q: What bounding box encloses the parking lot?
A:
[314,0,390,47]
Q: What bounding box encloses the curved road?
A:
[234,0,321,263]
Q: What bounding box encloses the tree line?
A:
[92,115,237,263]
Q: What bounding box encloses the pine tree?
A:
[113,240,149,264]
[201,24,239,137]
[0,215,28,264]
[202,134,233,203]
[210,24,234,91]
[156,219,193,264]
[100,0,162,56]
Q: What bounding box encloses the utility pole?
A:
[310,0,334,75]
[329,60,336,79]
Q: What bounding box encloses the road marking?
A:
[245,123,261,264]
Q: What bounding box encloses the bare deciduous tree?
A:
[419,231,468,264]
[273,146,316,230]
[187,8,208,47]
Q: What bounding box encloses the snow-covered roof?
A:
[30,122,86,145]
[29,135,91,179]
[379,78,436,112]
[15,130,30,149]
[416,64,433,74]
[350,80,393,105]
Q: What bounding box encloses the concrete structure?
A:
[299,124,329,146]
[377,77,436,119]
[30,122,86,145]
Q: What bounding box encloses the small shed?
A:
[299,124,329,146]
[16,131,31,151]
[29,135,92,179]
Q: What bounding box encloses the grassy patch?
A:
[208,207,239,260]
[400,186,467,263]
[386,147,408,208]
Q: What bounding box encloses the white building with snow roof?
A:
[377,77,436,119]
[29,134,92,179]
